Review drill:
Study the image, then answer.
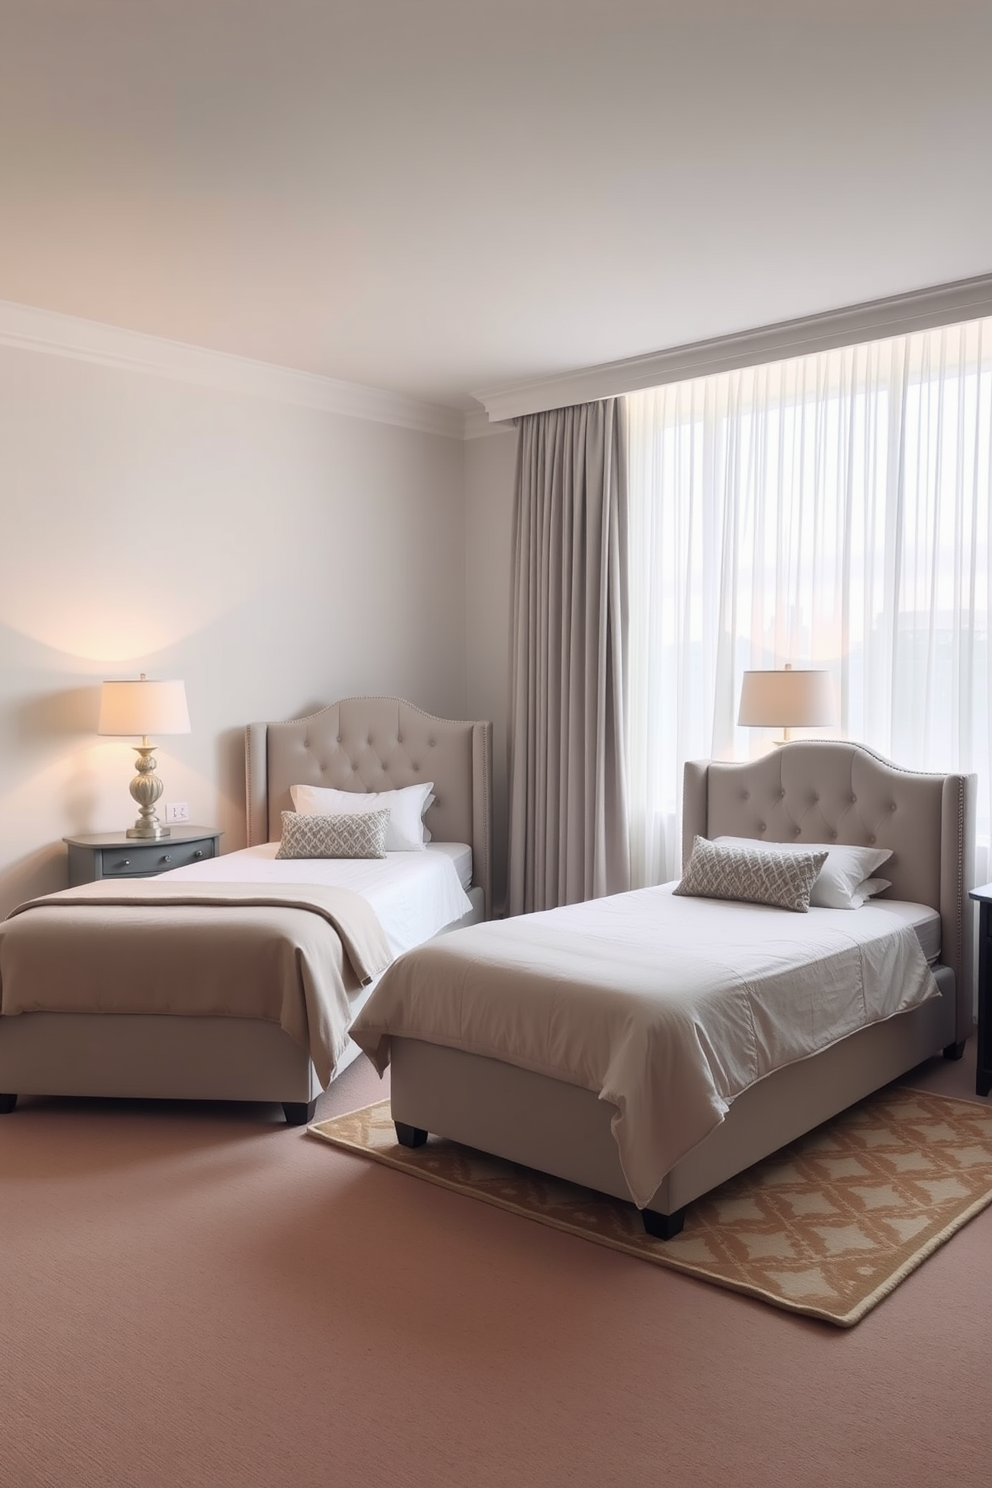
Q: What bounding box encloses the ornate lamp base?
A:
[126,744,172,839]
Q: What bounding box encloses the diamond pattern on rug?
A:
[307,1085,992,1326]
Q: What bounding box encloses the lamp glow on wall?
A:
[737,663,837,745]
[98,674,191,838]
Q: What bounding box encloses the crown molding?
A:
[462,406,515,440]
[472,273,992,423]
[0,298,465,439]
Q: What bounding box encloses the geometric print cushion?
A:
[713,836,891,910]
[674,835,829,913]
[276,809,390,860]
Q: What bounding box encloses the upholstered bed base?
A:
[0,889,485,1123]
[0,1011,326,1122]
[390,967,956,1219]
[386,742,976,1233]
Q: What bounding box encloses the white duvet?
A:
[161,842,474,959]
[352,885,939,1207]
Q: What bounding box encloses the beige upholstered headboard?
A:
[682,741,976,1040]
[245,697,493,919]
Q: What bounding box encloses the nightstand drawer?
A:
[64,828,222,886]
[100,839,216,877]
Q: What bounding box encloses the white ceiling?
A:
[1,0,989,412]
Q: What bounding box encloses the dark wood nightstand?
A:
[970,883,992,1098]
[63,827,223,887]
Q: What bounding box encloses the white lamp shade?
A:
[737,669,836,728]
[98,678,191,737]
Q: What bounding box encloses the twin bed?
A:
[0,697,492,1123]
[352,741,976,1237]
[0,706,977,1241]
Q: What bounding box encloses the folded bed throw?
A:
[0,880,393,1086]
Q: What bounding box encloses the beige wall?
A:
[0,343,467,916]
[463,426,517,911]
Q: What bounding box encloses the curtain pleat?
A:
[507,399,630,915]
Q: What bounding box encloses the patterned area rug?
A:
[308,1086,992,1326]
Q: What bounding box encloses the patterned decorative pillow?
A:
[276,809,389,860]
[713,836,892,910]
[674,836,829,913]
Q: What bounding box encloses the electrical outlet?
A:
[165,802,190,824]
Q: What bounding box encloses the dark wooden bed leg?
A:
[0,1093,17,1114]
[282,1099,317,1126]
[642,1205,686,1240]
[395,1121,428,1148]
[943,1040,967,1061]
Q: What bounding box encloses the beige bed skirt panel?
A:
[0,1013,322,1105]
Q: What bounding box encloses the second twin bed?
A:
[352,740,975,1237]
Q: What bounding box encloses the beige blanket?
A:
[0,880,393,1087]
[351,886,939,1207]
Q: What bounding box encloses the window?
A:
[626,318,992,886]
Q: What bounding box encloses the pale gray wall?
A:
[0,343,467,916]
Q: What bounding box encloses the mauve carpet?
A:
[308,1086,992,1326]
[1,1047,990,1488]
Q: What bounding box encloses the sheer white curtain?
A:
[627,317,992,887]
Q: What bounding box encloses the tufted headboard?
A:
[682,741,977,1040]
[245,697,493,918]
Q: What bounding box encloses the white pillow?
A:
[290,781,434,852]
[713,837,893,910]
[849,876,892,908]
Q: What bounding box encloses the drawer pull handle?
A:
[193,850,204,859]
[121,859,130,867]
[161,855,172,864]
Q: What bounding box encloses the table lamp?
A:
[98,674,191,838]
[737,663,836,745]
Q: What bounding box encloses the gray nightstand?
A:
[63,827,223,887]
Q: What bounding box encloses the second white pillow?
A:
[713,837,892,910]
[290,780,434,852]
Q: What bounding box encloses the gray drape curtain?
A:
[507,397,631,916]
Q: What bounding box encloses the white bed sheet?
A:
[424,841,473,893]
[353,885,939,1207]
[161,842,473,959]
[873,898,941,963]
